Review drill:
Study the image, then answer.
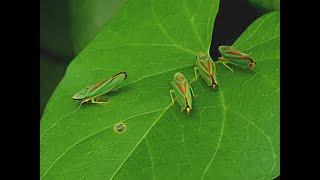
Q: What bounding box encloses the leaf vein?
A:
[150,0,196,55]
[145,138,155,180]
[84,43,196,55]
[243,35,280,52]
[182,0,206,49]
[228,109,276,174]
[207,1,216,48]
[201,86,227,179]
[234,13,274,48]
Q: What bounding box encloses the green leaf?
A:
[70,0,126,54]
[40,0,279,178]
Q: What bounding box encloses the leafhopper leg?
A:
[222,62,234,73]
[169,90,175,105]
[190,86,197,97]
[218,56,233,72]
[110,88,118,92]
[80,98,91,105]
[91,96,110,104]
[189,67,199,84]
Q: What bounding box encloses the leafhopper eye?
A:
[112,71,128,79]
[249,61,256,68]
[123,72,128,79]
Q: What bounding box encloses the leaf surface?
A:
[40,0,279,178]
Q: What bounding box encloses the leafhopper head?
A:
[186,107,191,114]
[211,80,218,89]
[248,57,256,68]
[174,72,186,81]
[72,88,88,100]
[112,71,128,80]
[197,52,208,60]
[218,45,256,69]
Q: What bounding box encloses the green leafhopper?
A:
[72,71,128,104]
[194,52,218,90]
[170,72,195,115]
[218,46,256,70]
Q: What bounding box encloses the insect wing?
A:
[195,54,218,89]
[86,72,127,98]
[196,59,213,86]
[173,78,188,110]
[86,77,114,98]
[185,82,192,110]
[173,72,194,111]
[228,58,251,68]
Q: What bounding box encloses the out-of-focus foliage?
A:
[40,0,124,115]
[70,0,125,54]
[249,0,280,11]
[40,0,74,60]
[40,54,66,116]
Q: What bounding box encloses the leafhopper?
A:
[170,72,195,115]
[72,71,128,104]
[218,46,256,71]
[194,52,218,90]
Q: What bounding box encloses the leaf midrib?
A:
[201,83,226,179]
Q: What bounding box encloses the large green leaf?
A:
[40,0,279,178]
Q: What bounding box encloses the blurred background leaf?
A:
[40,53,66,116]
[40,0,74,60]
[70,0,125,54]
[248,0,280,12]
[40,0,124,115]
